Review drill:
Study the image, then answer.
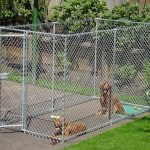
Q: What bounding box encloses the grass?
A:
[8,72,96,96]
[63,115,150,150]
[8,72,148,104]
[118,93,147,106]
[37,79,95,96]
[8,72,148,105]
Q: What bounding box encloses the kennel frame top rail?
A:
[2,18,150,38]
[0,35,24,37]
[9,18,150,34]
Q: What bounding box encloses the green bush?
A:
[51,1,145,22]
[111,2,141,21]
[50,0,109,32]
[141,5,150,22]
[56,52,72,68]
[114,64,137,84]
[143,60,150,88]
[51,0,108,21]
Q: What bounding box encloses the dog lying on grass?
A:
[53,117,87,136]
[96,82,126,115]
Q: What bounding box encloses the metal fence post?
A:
[22,31,28,130]
[32,31,38,84]
[62,35,67,143]
[93,18,98,97]
[109,29,117,121]
[52,22,56,111]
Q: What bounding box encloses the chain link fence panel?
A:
[0,28,25,128]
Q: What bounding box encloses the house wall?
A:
[107,0,150,10]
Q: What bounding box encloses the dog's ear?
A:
[100,82,106,90]
[108,83,112,90]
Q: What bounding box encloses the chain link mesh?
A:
[1,19,150,142]
[0,28,24,127]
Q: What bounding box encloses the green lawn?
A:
[8,72,95,96]
[63,115,150,150]
[7,72,148,106]
[8,72,148,105]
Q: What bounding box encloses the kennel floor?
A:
[25,99,147,138]
[1,81,148,139]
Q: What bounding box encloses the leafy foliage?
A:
[50,0,109,32]
[0,0,45,25]
[51,0,109,21]
[0,0,32,25]
[14,0,32,24]
[141,5,150,22]
[116,28,136,50]
[0,0,15,25]
[51,1,150,23]
[143,60,150,87]
[114,64,137,85]
[56,52,72,68]
[110,2,150,23]
[111,2,141,21]
[51,1,144,23]
[1,1,150,26]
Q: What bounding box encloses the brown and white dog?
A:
[54,118,87,136]
[96,82,126,115]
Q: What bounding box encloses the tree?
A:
[0,0,45,25]
[0,0,15,25]
[14,0,32,24]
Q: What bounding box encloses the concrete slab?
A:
[0,112,149,150]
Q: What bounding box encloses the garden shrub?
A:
[143,60,150,88]
[141,4,150,22]
[114,64,137,85]
[111,2,141,22]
